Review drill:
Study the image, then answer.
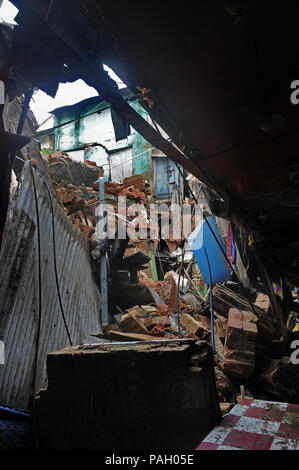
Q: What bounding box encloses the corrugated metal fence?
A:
[0,163,102,410]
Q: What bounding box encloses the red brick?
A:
[229,308,242,321]
[144,316,170,329]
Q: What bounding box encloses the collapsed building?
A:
[0,0,298,450]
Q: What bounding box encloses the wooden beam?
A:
[14,2,213,187]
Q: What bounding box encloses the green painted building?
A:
[38,88,182,200]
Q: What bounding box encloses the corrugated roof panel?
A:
[0,164,102,410]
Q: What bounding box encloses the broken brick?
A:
[144,316,170,329]
[156,304,171,317]
[150,323,167,337]
[120,308,149,335]
[161,271,178,312]
[179,313,210,340]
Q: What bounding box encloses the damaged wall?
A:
[0,164,102,410]
[49,94,151,183]
[36,93,157,188]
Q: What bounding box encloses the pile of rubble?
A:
[42,150,149,240]
[99,271,227,352]
[42,150,299,408]
[212,287,299,405]
[101,272,299,408]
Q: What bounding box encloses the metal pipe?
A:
[204,247,216,353]
[98,176,109,327]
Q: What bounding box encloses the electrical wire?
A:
[27,160,42,450]
[175,162,237,274]
[105,146,154,171]
[15,156,73,346]
[176,247,184,338]
[175,182,203,339]
[29,162,42,396]
[17,155,73,450]
[204,247,216,353]
[175,161,261,324]
[157,241,165,278]
[38,169,73,346]
[34,95,138,139]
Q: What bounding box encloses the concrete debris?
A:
[35,341,221,449]
[255,293,271,311]
[103,299,211,341]
[208,284,299,404]
[94,174,145,202]
[120,307,150,335]
[160,271,178,312]
[214,365,233,403]
[156,304,171,316]
[42,150,297,405]
[213,283,276,344]
[43,150,99,186]
[258,356,299,401]
[179,313,210,339]
[42,152,149,242]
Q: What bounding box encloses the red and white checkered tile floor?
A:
[196,399,299,450]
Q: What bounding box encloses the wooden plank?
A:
[91,330,160,342]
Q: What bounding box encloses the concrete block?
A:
[35,340,221,449]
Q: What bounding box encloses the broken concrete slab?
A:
[44,152,99,186]
[35,340,221,449]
